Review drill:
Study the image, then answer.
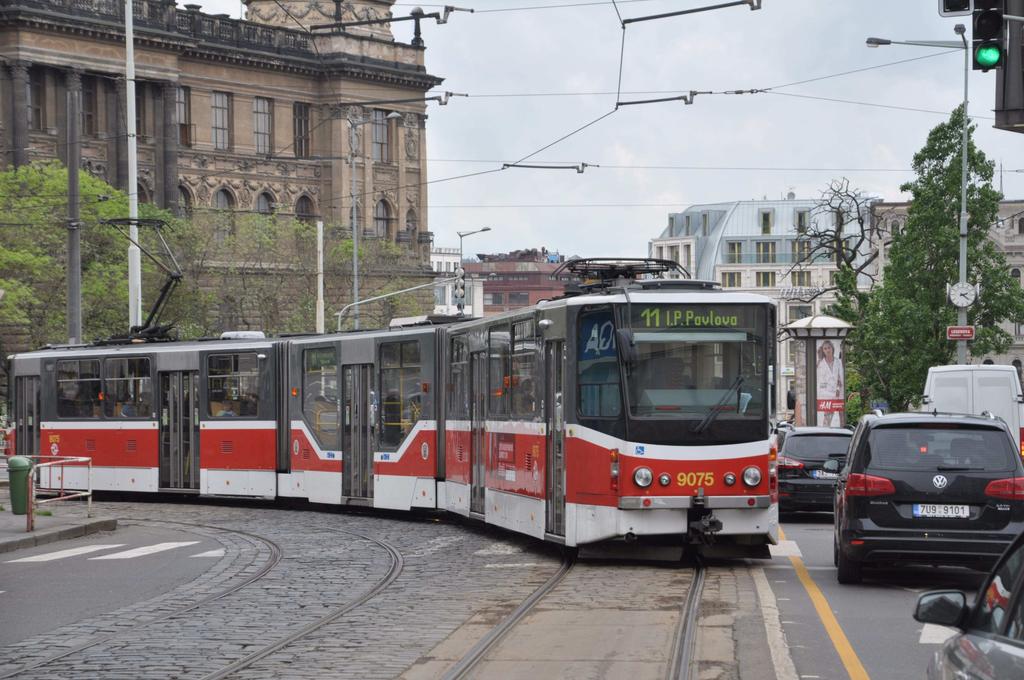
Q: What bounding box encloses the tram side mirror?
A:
[616,329,638,365]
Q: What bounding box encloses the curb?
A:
[0,518,118,554]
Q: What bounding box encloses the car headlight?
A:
[658,473,672,487]
[742,466,762,487]
[723,472,737,486]
[634,467,653,488]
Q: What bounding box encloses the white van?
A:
[921,364,1024,453]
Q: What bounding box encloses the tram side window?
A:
[511,320,539,418]
[449,335,470,420]
[577,309,622,418]
[303,347,338,446]
[56,359,102,418]
[207,353,260,417]
[103,357,152,418]
[380,340,421,449]
[488,327,510,418]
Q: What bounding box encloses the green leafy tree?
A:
[0,162,209,353]
[848,105,1024,411]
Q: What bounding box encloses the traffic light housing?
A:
[973,0,1006,71]
[939,0,972,17]
[453,266,466,313]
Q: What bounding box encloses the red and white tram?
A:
[4,259,779,553]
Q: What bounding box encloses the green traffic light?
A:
[975,43,1002,69]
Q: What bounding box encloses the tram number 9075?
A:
[677,472,714,488]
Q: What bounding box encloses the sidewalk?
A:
[0,480,117,554]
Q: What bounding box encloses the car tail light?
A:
[984,477,1024,500]
[845,473,895,497]
[777,455,804,470]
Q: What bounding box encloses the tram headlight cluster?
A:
[633,466,653,488]
[658,473,672,487]
[723,472,737,487]
[742,466,762,488]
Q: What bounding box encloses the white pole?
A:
[350,119,360,330]
[957,29,969,365]
[316,220,325,333]
[125,0,142,329]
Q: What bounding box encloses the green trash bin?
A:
[7,456,32,515]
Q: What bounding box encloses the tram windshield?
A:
[625,304,768,425]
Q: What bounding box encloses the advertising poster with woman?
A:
[816,338,845,427]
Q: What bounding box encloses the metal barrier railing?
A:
[23,455,93,532]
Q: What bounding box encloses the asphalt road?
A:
[0,525,221,646]
[773,511,984,680]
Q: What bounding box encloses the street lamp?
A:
[866,26,971,364]
[349,110,401,330]
[457,226,492,264]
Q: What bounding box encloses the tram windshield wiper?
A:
[691,376,744,434]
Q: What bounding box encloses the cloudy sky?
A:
[195,0,1024,259]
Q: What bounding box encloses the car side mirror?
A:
[823,458,842,474]
[913,591,968,628]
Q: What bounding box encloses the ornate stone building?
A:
[0,0,441,251]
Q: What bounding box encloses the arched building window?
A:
[178,185,193,215]
[137,183,151,204]
[1012,268,1021,284]
[1018,217,1024,235]
[213,188,235,210]
[374,199,391,238]
[256,192,274,214]
[295,195,315,223]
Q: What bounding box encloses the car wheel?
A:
[836,545,862,584]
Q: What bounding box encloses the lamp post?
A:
[348,110,401,330]
[867,26,971,364]
[457,226,491,264]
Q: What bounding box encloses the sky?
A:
[192,0,1024,259]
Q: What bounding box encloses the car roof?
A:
[863,412,1012,431]
[784,427,852,436]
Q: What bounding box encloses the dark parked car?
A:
[833,412,1024,584]
[778,427,852,512]
[913,530,1024,677]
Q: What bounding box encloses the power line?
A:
[426,159,915,172]
[765,90,996,120]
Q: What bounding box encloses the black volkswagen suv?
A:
[833,412,1024,584]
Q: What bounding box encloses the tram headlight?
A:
[658,473,672,487]
[723,472,737,487]
[633,467,653,488]
[742,466,762,488]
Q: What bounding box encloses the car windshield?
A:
[783,434,851,460]
[865,425,1016,472]
[624,304,767,423]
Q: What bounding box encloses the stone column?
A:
[160,81,179,212]
[9,61,30,167]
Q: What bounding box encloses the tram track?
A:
[0,521,282,680]
[438,552,706,680]
[667,556,706,680]
[200,528,404,680]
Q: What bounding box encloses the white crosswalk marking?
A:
[6,545,125,563]
[89,541,200,560]
[919,624,958,644]
[769,540,803,558]
[191,549,225,558]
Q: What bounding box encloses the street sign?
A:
[947,325,976,340]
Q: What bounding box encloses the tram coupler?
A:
[687,490,722,542]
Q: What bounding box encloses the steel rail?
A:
[199,528,404,680]
[441,551,575,680]
[0,521,283,679]
[667,558,706,680]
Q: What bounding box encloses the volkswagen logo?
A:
[932,474,948,489]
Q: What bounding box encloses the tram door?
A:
[470,351,487,515]
[342,364,374,499]
[545,341,566,536]
[159,371,199,490]
[14,376,40,457]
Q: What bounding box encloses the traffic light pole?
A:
[958,24,970,365]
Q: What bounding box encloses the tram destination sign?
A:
[632,304,761,331]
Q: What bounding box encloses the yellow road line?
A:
[779,528,870,680]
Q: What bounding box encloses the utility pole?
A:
[349,112,361,330]
[66,68,82,344]
[125,0,142,329]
